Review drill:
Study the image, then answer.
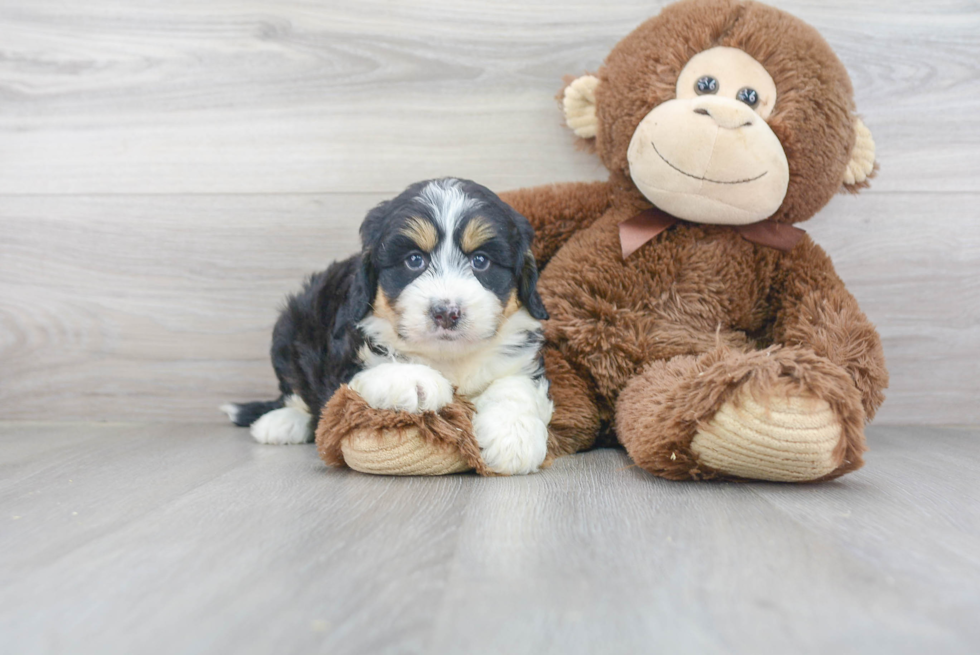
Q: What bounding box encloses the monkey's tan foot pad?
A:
[691,385,843,482]
[316,384,488,476]
[341,428,471,475]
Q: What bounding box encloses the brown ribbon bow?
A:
[619,208,806,259]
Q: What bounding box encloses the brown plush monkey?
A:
[318,0,888,482]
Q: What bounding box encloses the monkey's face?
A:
[626,47,790,225]
[562,0,875,226]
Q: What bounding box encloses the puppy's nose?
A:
[430,302,462,330]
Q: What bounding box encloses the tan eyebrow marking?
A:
[400,216,438,252]
[461,216,495,252]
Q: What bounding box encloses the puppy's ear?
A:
[496,198,549,321]
[518,250,549,321]
[332,198,390,342]
[332,254,377,341]
[358,199,391,246]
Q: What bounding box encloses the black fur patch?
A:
[267,255,367,419]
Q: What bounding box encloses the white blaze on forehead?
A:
[418,179,481,271]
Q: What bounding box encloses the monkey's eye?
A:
[405,252,428,272]
[695,76,718,95]
[470,253,490,272]
[736,87,759,107]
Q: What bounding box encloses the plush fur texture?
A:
[317,0,889,482]
[615,344,867,481]
[317,387,492,475]
[591,0,863,221]
[504,0,887,481]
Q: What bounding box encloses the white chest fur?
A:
[357,308,544,398]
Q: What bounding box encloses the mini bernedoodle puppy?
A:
[223,178,553,475]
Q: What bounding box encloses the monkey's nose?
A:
[692,97,755,130]
[430,302,462,330]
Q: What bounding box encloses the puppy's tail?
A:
[220,396,284,427]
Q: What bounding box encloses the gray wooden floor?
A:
[2,422,978,654]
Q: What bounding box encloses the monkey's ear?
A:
[842,118,876,192]
[562,74,600,140]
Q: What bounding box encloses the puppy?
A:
[222,177,553,475]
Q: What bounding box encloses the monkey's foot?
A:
[341,427,471,476]
[690,383,843,482]
[316,385,486,476]
[616,345,867,482]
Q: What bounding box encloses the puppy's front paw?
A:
[348,363,454,414]
[473,413,549,476]
[472,377,551,475]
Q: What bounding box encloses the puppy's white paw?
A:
[348,363,454,414]
[474,414,549,475]
[472,376,552,475]
[250,407,312,445]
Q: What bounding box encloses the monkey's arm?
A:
[499,180,613,268]
[769,237,888,419]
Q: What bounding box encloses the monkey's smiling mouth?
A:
[651,141,768,185]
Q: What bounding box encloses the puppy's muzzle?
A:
[430,302,462,330]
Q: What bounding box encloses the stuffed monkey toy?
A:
[317,0,888,482]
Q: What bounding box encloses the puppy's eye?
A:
[470,253,490,272]
[405,253,427,271]
[695,75,718,95]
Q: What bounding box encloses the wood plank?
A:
[0,193,374,421]
[0,0,977,194]
[428,431,979,653]
[0,422,260,575]
[751,425,980,594]
[1,192,976,424]
[0,422,473,654]
[744,425,980,648]
[0,422,977,653]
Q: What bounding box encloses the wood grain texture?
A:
[0,0,977,194]
[1,422,978,654]
[0,0,978,424]
[0,194,371,421]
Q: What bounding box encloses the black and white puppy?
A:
[222,178,553,475]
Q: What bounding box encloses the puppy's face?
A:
[353,178,547,356]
